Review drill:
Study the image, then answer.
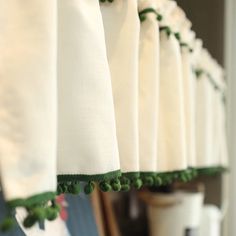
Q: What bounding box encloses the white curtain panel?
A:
[195,50,215,167]
[0,0,57,202]
[138,0,160,173]
[57,0,120,180]
[180,27,197,168]
[195,75,215,167]
[181,49,196,167]
[157,1,187,172]
[100,0,140,175]
[208,60,222,166]
[216,68,228,167]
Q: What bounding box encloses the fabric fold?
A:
[100,0,140,176]
[0,0,59,229]
[57,0,120,181]
[0,0,57,203]
[157,2,187,172]
[138,0,160,174]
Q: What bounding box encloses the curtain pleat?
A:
[0,0,57,201]
[100,0,140,176]
[57,0,120,180]
[138,0,160,174]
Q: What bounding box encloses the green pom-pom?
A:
[32,208,46,221]
[100,0,106,2]
[156,14,163,21]
[120,176,131,191]
[192,169,198,178]
[186,172,193,181]
[68,182,80,195]
[57,183,68,194]
[173,173,179,179]
[111,179,121,192]
[139,14,146,22]
[189,48,193,53]
[174,32,181,41]
[57,184,64,195]
[132,178,142,189]
[120,176,130,185]
[161,175,172,185]
[84,181,95,195]
[52,203,61,213]
[45,208,58,221]
[112,183,121,191]
[99,181,112,192]
[166,27,171,37]
[154,176,162,186]
[179,173,188,182]
[121,184,130,192]
[23,215,38,228]
[108,0,114,2]
[143,176,154,186]
[0,217,15,232]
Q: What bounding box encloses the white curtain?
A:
[157,1,187,172]
[100,0,140,176]
[57,0,120,180]
[138,0,160,174]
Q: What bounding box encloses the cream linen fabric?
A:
[0,0,57,200]
[138,0,160,173]
[181,48,196,167]
[100,0,140,174]
[156,0,177,27]
[169,8,197,168]
[211,63,228,167]
[208,59,222,166]
[180,26,197,167]
[57,0,120,177]
[157,3,187,172]
[195,50,215,167]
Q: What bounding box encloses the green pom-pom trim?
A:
[132,178,143,190]
[45,208,58,221]
[121,185,130,192]
[23,215,38,228]
[84,181,95,195]
[139,15,146,22]
[139,8,163,23]
[57,184,63,195]
[142,176,154,186]
[153,175,162,186]
[174,32,181,41]
[99,181,112,192]
[156,14,163,21]
[120,176,131,191]
[31,207,46,221]
[179,172,188,182]
[0,217,15,232]
[160,26,172,37]
[160,174,172,185]
[110,179,121,192]
[57,183,67,195]
[68,182,80,195]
